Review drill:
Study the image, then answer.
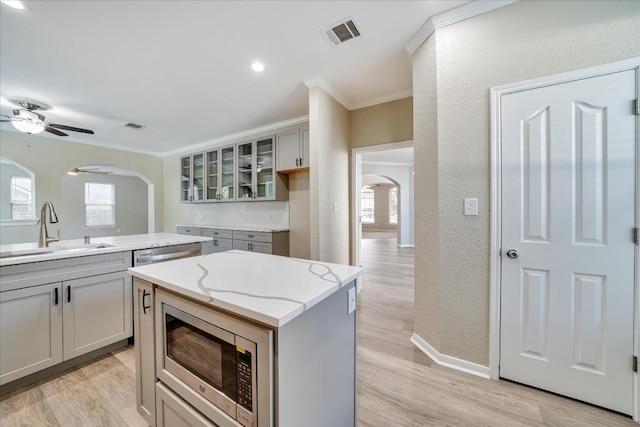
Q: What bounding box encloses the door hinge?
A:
[635,98,640,116]
[634,227,639,245]
[633,356,637,373]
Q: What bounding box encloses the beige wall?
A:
[289,172,310,259]
[309,86,350,264]
[412,0,640,365]
[350,97,413,149]
[0,130,164,244]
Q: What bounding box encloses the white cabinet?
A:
[0,251,133,388]
[205,145,235,202]
[276,128,309,172]
[237,137,283,201]
[0,282,63,385]
[134,278,156,426]
[63,271,132,360]
[181,153,205,202]
[201,228,233,254]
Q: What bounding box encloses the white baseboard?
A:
[397,243,415,248]
[410,333,490,379]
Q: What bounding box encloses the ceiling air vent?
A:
[124,122,145,130]
[322,17,362,47]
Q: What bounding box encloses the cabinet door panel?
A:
[134,279,155,425]
[300,128,309,168]
[156,383,218,427]
[63,271,132,360]
[0,283,63,385]
[276,130,301,171]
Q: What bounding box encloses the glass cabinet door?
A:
[237,142,254,199]
[256,138,274,199]
[206,150,219,201]
[180,156,192,202]
[192,153,204,202]
[220,146,235,201]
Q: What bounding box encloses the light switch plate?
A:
[464,198,478,216]
[347,287,356,314]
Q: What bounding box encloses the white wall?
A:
[412,0,640,365]
[309,86,350,264]
[362,163,414,246]
[60,173,148,239]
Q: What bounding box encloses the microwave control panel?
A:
[237,349,253,411]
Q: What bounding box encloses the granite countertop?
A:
[128,250,364,328]
[177,224,290,232]
[0,233,211,267]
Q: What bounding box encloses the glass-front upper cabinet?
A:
[256,138,274,199]
[180,152,204,202]
[236,137,280,201]
[237,141,254,200]
[205,145,235,202]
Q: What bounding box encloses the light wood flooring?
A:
[0,238,636,426]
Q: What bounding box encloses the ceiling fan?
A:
[68,167,113,175]
[0,98,94,136]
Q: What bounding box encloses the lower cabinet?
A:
[201,228,233,255]
[156,382,217,427]
[63,271,132,360]
[0,282,63,385]
[0,270,132,386]
[134,279,156,426]
[232,230,289,256]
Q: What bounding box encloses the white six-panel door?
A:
[500,69,636,414]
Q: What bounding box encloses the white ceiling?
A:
[0,1,467,156]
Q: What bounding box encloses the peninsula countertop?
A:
[0,233,211,266]
[128,250,364,328]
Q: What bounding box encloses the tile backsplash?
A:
[194,201,289,229]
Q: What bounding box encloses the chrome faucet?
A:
[38,201,60,248]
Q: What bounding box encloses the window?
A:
[85,182,115,227]
[389,187,398,225]
[361,186,374,224]
[10,176,33,220]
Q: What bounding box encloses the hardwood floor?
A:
[0,238,635,426]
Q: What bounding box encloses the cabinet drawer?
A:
[233,241,272,254]
[203,238,233,254]
[201,228,233,240]
[176,226,201,236]
[232,230,272,243]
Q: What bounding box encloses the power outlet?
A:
[347,287,356,314]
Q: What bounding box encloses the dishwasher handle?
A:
[135,248,200,265]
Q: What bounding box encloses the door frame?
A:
[488,57,640,420]
[351,140,413,273]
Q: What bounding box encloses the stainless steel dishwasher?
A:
[133,242,202,266]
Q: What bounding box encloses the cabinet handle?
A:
[300,157,303,166]
[54,287,59,305]
[67,285,71,303]
[296,158,299,167]
[248,234,254,238]
[142,289,150,315]
[213,240,218,246]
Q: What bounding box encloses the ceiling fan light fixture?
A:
[12,120,45,134]
[1,1,24,10]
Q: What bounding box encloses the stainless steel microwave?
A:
[155,290,273,427]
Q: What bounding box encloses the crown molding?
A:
[405,0,518,56]
[304,76,351,110]
[349,89,413,111]
[161,115,310,157]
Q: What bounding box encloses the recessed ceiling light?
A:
[1,1,24,10]
[251,62,265,72]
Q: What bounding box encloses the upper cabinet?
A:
[205,145,235,202]
[180,153,205,202]
[276,128,309,173]
[181,135,290,203]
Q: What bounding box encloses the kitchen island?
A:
[128,250,363,427]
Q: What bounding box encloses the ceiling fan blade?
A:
[45,126,68,137]
[49,123,94,134]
